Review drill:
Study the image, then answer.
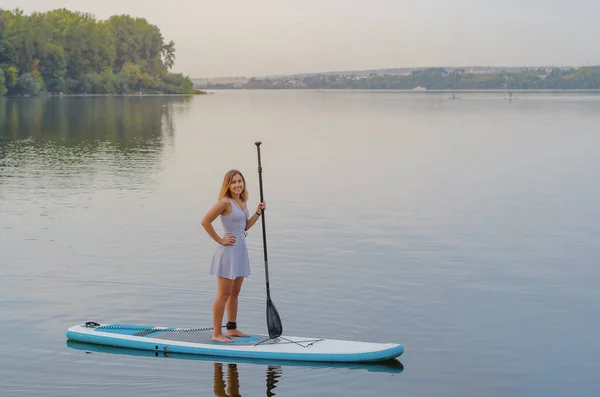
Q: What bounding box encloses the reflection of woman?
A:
[213,362,241,397]
[212,362,282,397]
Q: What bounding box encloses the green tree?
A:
[0,69,6,94]
[162,40,175,71]
[15,72,43,95]
[4,65,18,91]
[39,42,66,92]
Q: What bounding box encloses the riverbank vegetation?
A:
[0,8,203,96]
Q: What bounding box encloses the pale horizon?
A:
[2,0,600,78]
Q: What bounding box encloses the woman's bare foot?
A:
[227,329,249,337]
[211,334,233,343]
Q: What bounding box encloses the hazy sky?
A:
[3,0,600,78]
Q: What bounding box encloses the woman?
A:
[201,169,266,343]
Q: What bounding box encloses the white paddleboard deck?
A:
[66,323,404,363]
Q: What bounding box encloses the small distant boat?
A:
[412,86,427,92]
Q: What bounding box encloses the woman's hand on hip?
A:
[219,235,236,246]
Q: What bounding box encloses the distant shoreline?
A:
[201,88,600,93]
[51,93,204,97]
[196,66,600,91]
[3,89,600,100]
[0,93,205,99]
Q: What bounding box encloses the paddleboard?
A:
[66,322,404,363]
[66,340,404,373]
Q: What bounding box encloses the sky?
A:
[2,0,600,78]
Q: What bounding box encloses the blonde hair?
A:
[218,169,248,202]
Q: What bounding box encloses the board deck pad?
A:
[66,322,404,363]
[94,324,311,345]
[153,331,263,344]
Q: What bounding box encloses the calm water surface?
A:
[1,91,599,396]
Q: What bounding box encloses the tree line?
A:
[0,8,202,96]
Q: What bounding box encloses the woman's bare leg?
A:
[226,277,248,337]
[212,277,234,342]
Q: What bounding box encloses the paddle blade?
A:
[266,297,283,339]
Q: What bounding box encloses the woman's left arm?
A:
[245,201,266,231]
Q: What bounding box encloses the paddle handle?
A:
[255,141,271,294]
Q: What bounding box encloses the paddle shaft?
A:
[255,141,283,339]
[255,142,271,297]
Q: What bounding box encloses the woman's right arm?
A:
[201,198,235,246]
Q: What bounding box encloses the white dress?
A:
[209,199,251,279]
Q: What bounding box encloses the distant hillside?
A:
[193,66,551,86]
[192,76,248,89]
[194,65,600,91]
[285,66,541,78]
[193,66,557,89]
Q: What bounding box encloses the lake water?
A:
[1,91,599,396]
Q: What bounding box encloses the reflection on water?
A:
[66,340,403,396]
[5,91,598,396]
[214,362,282,397]
[214,362,242,397]
[0,97,191,197]
[264,364,283,397]
[0,96,188,146]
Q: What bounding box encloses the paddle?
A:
[255,141,283,339]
